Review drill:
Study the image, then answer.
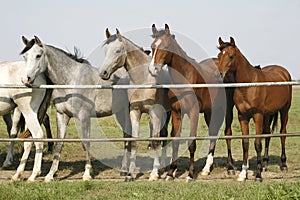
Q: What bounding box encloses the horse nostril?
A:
[103,70,108,76]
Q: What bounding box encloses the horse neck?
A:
[45,46,92,85]
[234,49,257,83]
[169,40,202,84]
[124,40,154,84]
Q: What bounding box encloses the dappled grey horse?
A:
[99,29,171,181]
[21,36,131,182]
[0,60,48,182]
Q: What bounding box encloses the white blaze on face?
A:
[149,39,161,76]
[223,50,226,55]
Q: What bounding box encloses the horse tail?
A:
[37,77,53,124]
[271,112,279,133]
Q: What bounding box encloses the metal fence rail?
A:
[0,81,300,89]
[0,133,300,143]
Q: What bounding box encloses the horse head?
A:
[217,37,237,79]
[100,28,127,80]
[149,24,175,76]
[20,36,47,87]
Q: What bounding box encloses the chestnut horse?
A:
[217,37,292,181]
[149,24,226,181]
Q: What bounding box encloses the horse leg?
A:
[115,109,132,176]
[125,108,141,182]
[201,109,224,176]
[149,104,165,181]
[237,114,250,182]
[2,113,14,168]
[253,113,263,182]
[160,111,171,168]
[45,112,70,182]
[279,108,289,171]
[12,109,44,182]
[43,114,54,154]
[166,108,182,181]
[262,115,272,172]
[80,113,92,181]
[225,95,235,174]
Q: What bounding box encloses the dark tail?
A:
[271,112,279,133]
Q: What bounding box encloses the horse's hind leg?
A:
[279,108,289,171]
[43,114,54,154]
[45,112,70,182]
[262,115,272,172]
[2,113,14,168]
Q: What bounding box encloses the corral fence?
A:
[0,81,300,143]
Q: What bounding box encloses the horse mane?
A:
[103,34,150,56]
[47,45,90,64]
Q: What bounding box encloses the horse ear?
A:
[165,24,170,35]
[34,36,43,47]
[230,37,235,47]
[116,28,122,41]
[22,36,29,45]
[105,28,111,39]
[218,37,225,46]
[152,24,158,36]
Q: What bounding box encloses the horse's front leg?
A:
[148,104,165,181]
[115,109,132,176]
[45,112,70,182]
[237,114,250,182]
[253,113,263,182]
[166,107,182,181]
[12,110,43,182]
[186,107,199,182]
[80,113,92,181]
[125,108,141,182]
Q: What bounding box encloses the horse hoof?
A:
[83,175,92,181]
[120,171,128,176]
[227,169,235,176]
[262,167,267,172]
[255,177,263,182]
[124,176,134,182]
[2,162,12,169]
[165,175,174,181]
[185,176,194,183]
[236,176,246,182]
[149,175,159,181]
[200,170,210,176]
[11,174,21,182]
[281,167,288,172]
[27,178,35,183]
[44,175,54,183]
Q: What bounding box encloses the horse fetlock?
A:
[185,176,194,183]
[44,174,54,182]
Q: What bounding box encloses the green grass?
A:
[0,181,300,200]
[0,90,300,199]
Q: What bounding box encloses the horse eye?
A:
[164,46,169,50]
[116,49,121,54]
[36,54,42,59]
[229,55,234,60]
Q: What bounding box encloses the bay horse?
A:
[149,24,226,181]
[99,28,171,181]
[217,37,292,181]
[21,36,131,182]
[0,60,49,182]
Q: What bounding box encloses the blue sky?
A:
[1,0,300,79]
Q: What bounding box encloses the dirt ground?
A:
[1,145,300,183]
